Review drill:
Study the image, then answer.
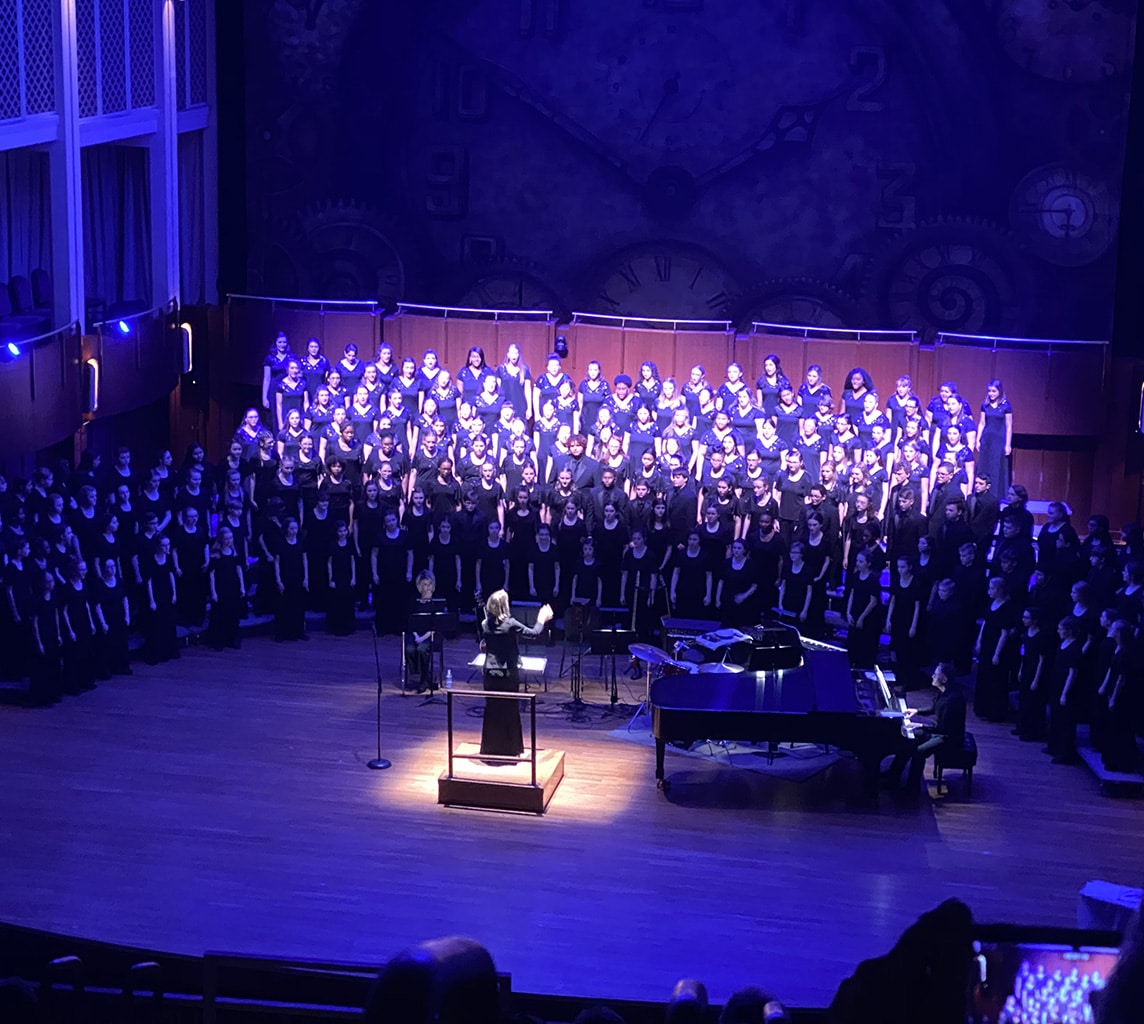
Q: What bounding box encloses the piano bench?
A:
[933,732,978,795]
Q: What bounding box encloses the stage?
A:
[1,632,1142,1010]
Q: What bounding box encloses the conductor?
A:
[479,590,553,758]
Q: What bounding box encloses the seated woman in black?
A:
[479,589,554,757]
[405,570,443,692]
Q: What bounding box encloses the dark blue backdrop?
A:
[234,0,1137,341]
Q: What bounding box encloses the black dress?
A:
[1016,627,1051,741]
[719,557,757,628]
[372,530,411,635]
[1047,639,1082,762]
[144,556,180,664]
[506,508,540,595]
[478,540,508,599]
[61,581,97,693]
[208,550,244,650]
[592,522,630,608]
[479,614,548,757]
[888,576,925,691]
[326,540,356,636]
[779,561,812,625]
[274,539,308,641]
[93,576,131,677]
[672,548,712,620]
[974,599,1021,722]
[846,572,882,668]
[429,536,461,610]
[28,592,63,706]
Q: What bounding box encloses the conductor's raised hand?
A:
[537,604,554,625]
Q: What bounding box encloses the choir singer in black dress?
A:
[479,590,553,759]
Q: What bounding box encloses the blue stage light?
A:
[116,319,132,336]
[5,342,19,357]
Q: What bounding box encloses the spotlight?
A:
[5,341,20,358]
[116,320,133,336]
[554,334,568,359]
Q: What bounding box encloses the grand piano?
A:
[649,634,913,792]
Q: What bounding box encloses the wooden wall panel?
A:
[853,341,919,402]
[621,327,669,380]
[994,349,1051,433]
[393,316,446,366]
[93,317,180,421]
[565,323,621,384]
[319,311,381,361]
[677,331,735,386]
[227,303,278,383]
[1046,348,1107,436]
[444,317,498,374]
[2,331,84,455]
[932,344,989,399]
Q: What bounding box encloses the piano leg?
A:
[655,739,666,782]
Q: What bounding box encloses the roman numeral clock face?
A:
[590,243,741,320]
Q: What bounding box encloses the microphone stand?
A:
[367,624,392,770]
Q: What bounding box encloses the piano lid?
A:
[649,648,860,714]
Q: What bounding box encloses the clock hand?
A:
[694,85,845,191]
[455,47,647,191]
[638,71,680,143]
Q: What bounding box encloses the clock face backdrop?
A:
[238,0,1138,341]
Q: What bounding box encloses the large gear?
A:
[1009,163,1118,267]
[296,199,413,307]
[862,218,1036,342]
[734,278,859,334]
[245,214,314,298]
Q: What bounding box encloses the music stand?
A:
[589,628,636,707]
[406,604,456,706]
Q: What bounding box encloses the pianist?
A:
[478,589,553,758]
[882,662,966,792]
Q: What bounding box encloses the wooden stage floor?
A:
[2,632,1142,1010]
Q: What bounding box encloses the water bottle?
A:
[445,669,453,690]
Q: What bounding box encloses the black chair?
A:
[934,731,978,795]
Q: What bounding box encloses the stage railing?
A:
[444,688,540,787]
[750,321,917,342]
[396,301,554,322]
[571,310,733,333]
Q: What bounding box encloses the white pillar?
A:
[47,0,84,328]
[150,0,180,309]
[200,0,218,305]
